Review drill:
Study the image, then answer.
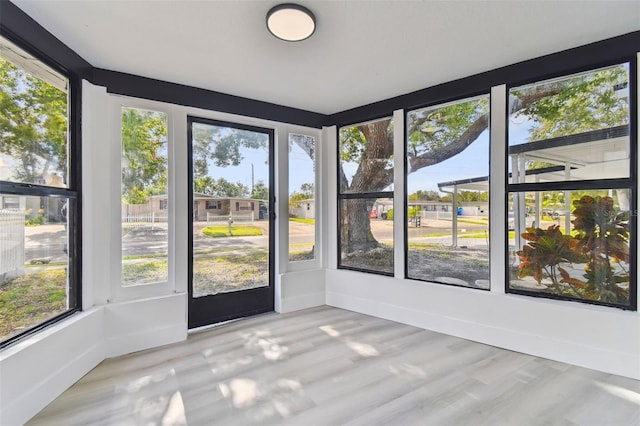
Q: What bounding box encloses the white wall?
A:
[0,310,103,426]
[276,270,325,313]
[0,296,187,425]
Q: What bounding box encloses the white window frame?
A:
[282,125,322,273]
[108,95,176,301]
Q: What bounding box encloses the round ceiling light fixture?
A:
[266,3,316,42]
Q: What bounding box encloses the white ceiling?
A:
[12,0,640,115]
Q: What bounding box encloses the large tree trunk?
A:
[341,198,379,254]
[341,119,392,254]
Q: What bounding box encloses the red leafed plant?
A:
[516,195,630,304]
[517,225,586,297]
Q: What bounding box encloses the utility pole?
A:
[251,163,254,196]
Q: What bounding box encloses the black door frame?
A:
[187,116,275,329]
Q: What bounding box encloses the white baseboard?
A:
[327,291,640,380]
[279,292,326,313]
[104,323,186,358]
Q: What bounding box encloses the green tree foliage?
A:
[407,97,489,172]
[289,183,314,208]
[251,180,269,200]
[193,176,249,198]
[458,191,488,202]
[409,190,440,201]
[192,125,267,178]
[513,66,628,141]
[408,206,421,218]
[0,57,67,184]
[121,108,168,204]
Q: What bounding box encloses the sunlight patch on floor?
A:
[219,378,259,408]
[161,391,186,426]
[597,382,640,404]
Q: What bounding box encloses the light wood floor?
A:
[29,306,640,425]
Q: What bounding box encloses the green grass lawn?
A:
[193,251,269,296]
[422,232,488,238]
[202,225,264,237]
[458,219,489,225]
[289,217,315,225]
[0,269,67,341]
[122,261,168,286]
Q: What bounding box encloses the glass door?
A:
[187,117,274,328]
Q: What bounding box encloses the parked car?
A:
[370,208,378,219]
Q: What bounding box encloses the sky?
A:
[407,129,490,194]
[195,126,316,197]
[200,122,528,199]
[204,140,270,193]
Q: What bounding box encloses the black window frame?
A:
[504,58,637,311]
[336,116,395,276]
[205,200,220,210]
[0,31,83,348]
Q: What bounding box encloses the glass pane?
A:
[0,195,70,341]
[339,117,393,194]
[339,198,393,274]
[289,134,316,261]
[0,36,69,187]
[191,122,270,297]
[508,64,630,183]
[508,189,631,307]
[121,107,168,286]
[406,95,490,288]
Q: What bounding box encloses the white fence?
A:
[207,212,254,224]
[421,211,453,221]
[122,213,167,231]
[122,213,167,223]
[0,209,25,284]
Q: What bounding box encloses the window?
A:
[0,36,79,345]
[507,63,635,309]
[338,117,394,274]
[121,107,168,287]
[205,200,221,210]
[289,133,316,261]
[1,196,20,209]
[235,201,251,211]
[406,95,491,289]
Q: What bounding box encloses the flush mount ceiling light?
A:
[266,3,316,42]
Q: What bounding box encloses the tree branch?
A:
[409,83,564,174]
[410,113,488,171]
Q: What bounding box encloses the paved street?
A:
[23,224,68,263]
[22,216,514,261]
[23,221,319,261]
